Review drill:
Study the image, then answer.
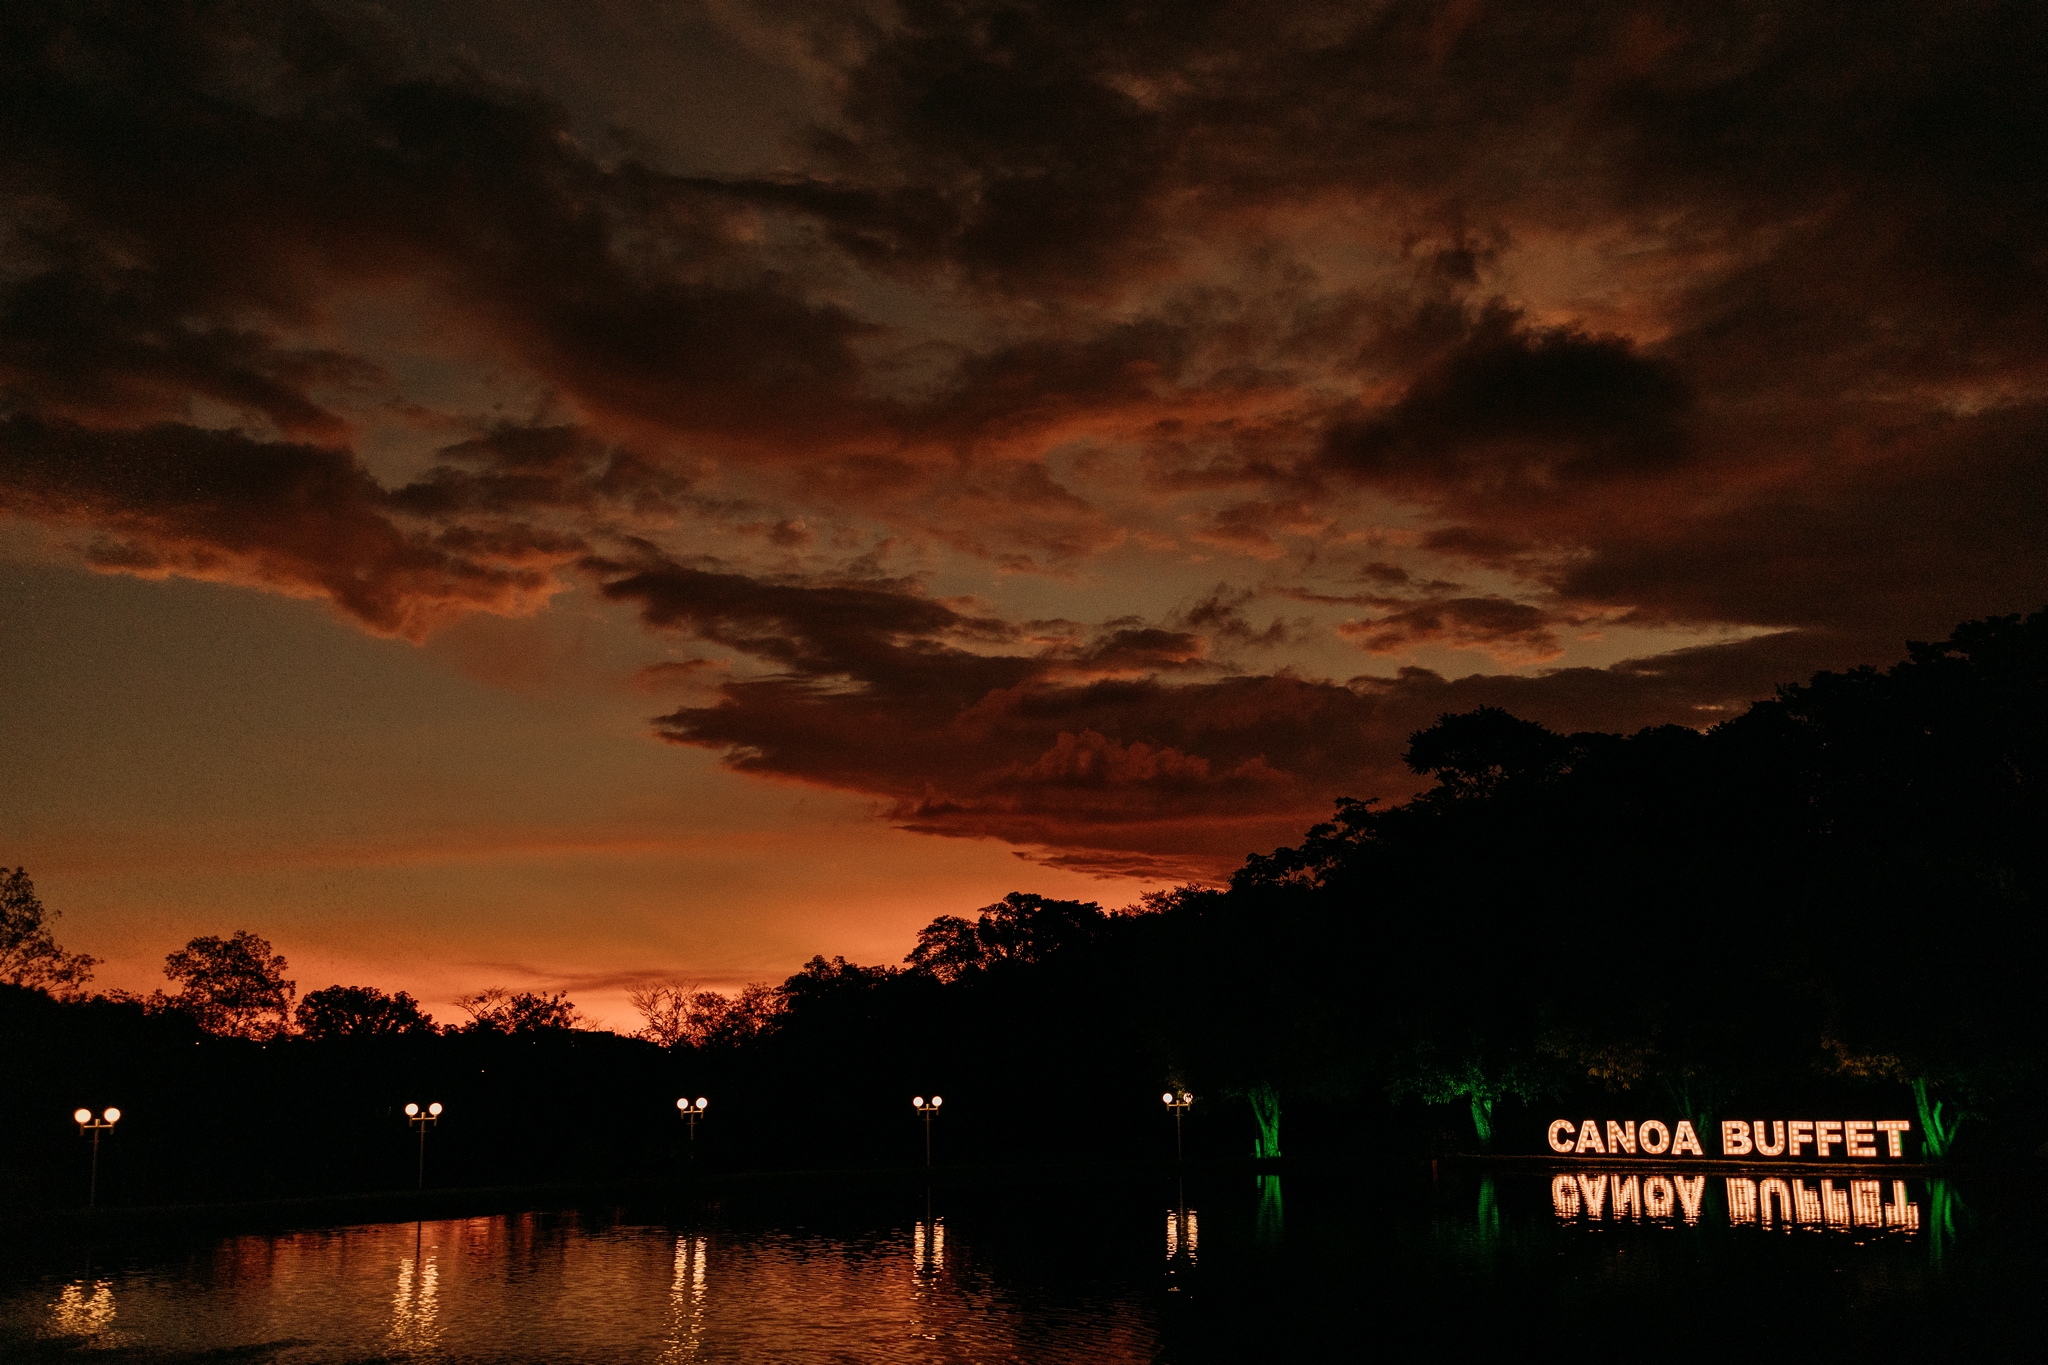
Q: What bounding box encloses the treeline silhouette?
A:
[3,609,2043,1209]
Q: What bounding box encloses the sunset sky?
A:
[5,0,2045,1028]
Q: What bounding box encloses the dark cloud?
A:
[1320,308,1693,502]
[390,426,694,520]
[0,415,566,637]
[596,555,1855,878]
[4,0,2046,877]
[0,0,884,448]
[1339,596,1564,662]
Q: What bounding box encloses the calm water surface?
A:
[5,1168,2043,1361]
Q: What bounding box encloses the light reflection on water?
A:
[7,1171,2017,1361]
[659,1234,707,1363]
[11,1210,1155,1363]
[1550,1171,1925,1236]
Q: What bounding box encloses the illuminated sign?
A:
[1546,1118,1913,1159]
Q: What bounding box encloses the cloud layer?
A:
[5,0,2046,876]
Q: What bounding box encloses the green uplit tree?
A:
[1823,1036,1969,1161]
[1393,1034,1553,1151]
[1911,1077,1965,1161]
[1243,1083,1282,1158]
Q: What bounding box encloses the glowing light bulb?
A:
[1181,1093,1193,1103]
[1163,1092,1175,1104]
[676,1097,689,1110]
[913,1096,925,1108]
[73,1108,92,1124]
[931,1096,943,1108]
[405,1103,420,1117]
[696,1097,708,1110]
[428,1102,443,1116]
[103,1107,120,1123]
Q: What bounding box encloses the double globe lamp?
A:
[72,1106,120,1208]
[912,1094,944,1166]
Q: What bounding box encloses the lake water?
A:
[4,1166,2042,1361]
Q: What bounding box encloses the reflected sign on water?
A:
[1552,1172,1923,1233]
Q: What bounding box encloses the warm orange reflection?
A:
[1551,1173,1705,1224]
[660,1233,708,1363]
[11,1209,1160,1360]
[913,1216,945,1274]
[47,1280,117,1341]
[1165,1207,1199,1262]
[389,1238,441,1354]
[1558,1171,1923,1231]
[1885,1180,1921,1230]
[1724,1177,1921,1233]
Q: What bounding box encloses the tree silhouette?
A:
[629,980,782,1048]
[163,931,295,1038]
[296,985,436,1039]
[454,987,583,1034]
[0,868,99,994]
[906,893,1105,980]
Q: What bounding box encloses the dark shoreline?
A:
[1442,1152,1954,1175]
[12,1151,2039,1247]
[0,1157,1265,1244]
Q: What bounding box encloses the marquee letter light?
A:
[1672,1120,1705,1157]
[1575,1119,1605,1155]
[1876,1120,1910,1157]
[1612,1174,1641,1220]
[1845,1120,1877,1158]
[1548,1119,1577,1153]
[1814,1120,1844,1159]
[1642,1175,1675,1219]
[1787,1120,1815,1158]
[1725,1178,1759,1225]
[1552,1173,1582,1218]
[1758,1177,1794,1225]
[1753,1121,1787,1156]
[1639,1119,1671,1155]
[1675,1175,1706,1223]
[1820,1179,1850,1226]
[1850,1179,1883,1226]
[1577,1173,1608,1217]
[1792,1179,1823,1222]
[1884,1180,1918,1230]
[1721,1119,1753,1156]
[1606,1120,1637,1155]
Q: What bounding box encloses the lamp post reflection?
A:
[911,1095,943,1167]
[48,1279,117,1340]
[1165,1180,1198,1294]
[390,1224,441,1355]
[404,1102,443,1189]
[1161,1090,1193,1160]
[72,1106,119,1208]
[661,1232,709,1363]
[676,1096,708,1158]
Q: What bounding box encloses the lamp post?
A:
[72,1107,120,1208]
[676,1096,708,1156]
[1162,1090,1193,1160]
[404,1102,443,1189]
[911,1095,944,1167]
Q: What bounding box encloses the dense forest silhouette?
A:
[3,609,2043,1208]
